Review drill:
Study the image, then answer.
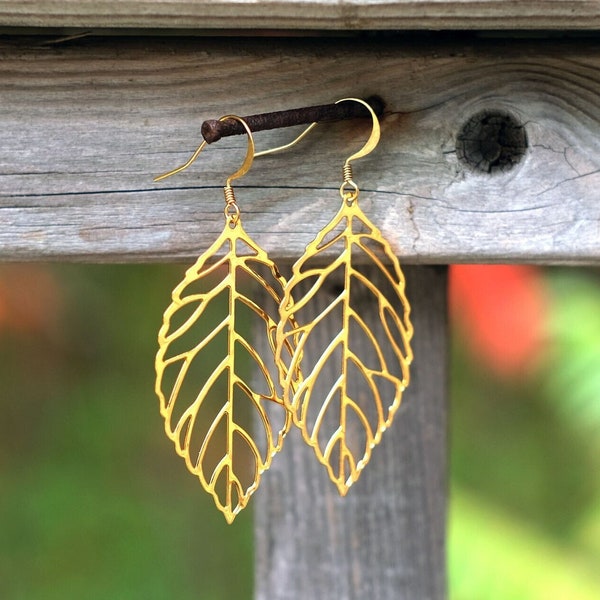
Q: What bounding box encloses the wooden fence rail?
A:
[2,0,600,30]
[1,37,600,264]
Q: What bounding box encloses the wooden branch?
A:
[1,0,600,30]
[254,265,448,599]
[1,36,600,264]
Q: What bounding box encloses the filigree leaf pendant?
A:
[276,199,413,495]
[155,218,295,523]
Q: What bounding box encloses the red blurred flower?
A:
[449,265,549,378]
[0,266,63,336]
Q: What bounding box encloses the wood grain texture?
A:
[1,36,599,264]
[254,265,447,600]
[1,1,600,30]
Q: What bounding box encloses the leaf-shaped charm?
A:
[156,218,295,523]
[276,200,413,495]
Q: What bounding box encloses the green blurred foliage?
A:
[450,268,600,599]
[450,487,600,600]
[0,265,252,600]
[544,270,600,436]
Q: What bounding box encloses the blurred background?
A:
[0,263,599,599]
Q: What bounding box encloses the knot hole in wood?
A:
[456,109,528,174]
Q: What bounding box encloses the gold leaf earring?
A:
[153,116,296,523]
[275,98,414,495]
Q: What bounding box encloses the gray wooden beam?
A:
[254,265,447,599]
[1,36,600,265]
[1,0,600,30]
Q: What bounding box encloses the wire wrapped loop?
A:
[340,163,359,204]
[342,163,354,183]
[224,185,240,225]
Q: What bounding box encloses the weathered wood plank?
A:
[254,265,448,600]
[1,0,600,30]
[1,36,599,264]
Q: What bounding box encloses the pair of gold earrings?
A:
[154,99,413,523]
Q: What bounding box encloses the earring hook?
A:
[153,115,255,185]
[336,98,381,167]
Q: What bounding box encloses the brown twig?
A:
[201,96,385,144]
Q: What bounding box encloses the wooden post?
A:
[254,265,447,599]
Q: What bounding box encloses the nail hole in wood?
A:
[456,109,527,174]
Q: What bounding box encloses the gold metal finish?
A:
[336,98,381,164]
[275,98,413,495]
[153,113,255,183]
[154,116,296,523]
[254,122,318,158]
